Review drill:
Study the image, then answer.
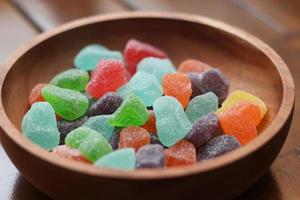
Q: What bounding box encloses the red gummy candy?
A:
[86,59,128,99]
[52,145,91,164]
[29,83,47,106]
[141,110,157,134]
[178,59,211,73]
[124,39,167,75]
[119,126,150,151]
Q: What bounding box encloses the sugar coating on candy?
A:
[141,110,157,134]
[136,144,165,168]
[178,59,211,73]
[57,115,88,144]
[108,93,148,127]
[219,102,261,145]
[197,135,240,161]
[124,39,167,75]
[116,83,132,97]
[108,129,120,150]
[162,72,192,108]
[187,73,203,98]
[86,59,128,99]
[52,145,91,163]
[153,96,192,147]
[21,102,60,150]
[164,140,196,167]
[50,69,89,92]
[29,83,47,105]
[186,113,221,149]
[185,92,218,123]
[87,92,123,116]
[119,126,150,151]
[95,148,136,170]
[41,85,89,120]
[74,44,123,71]
[65,126,99,148]
[83,115,114,140]
[216,90,267,119]
[137,57,176,82]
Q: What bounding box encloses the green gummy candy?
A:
[50,69,89,91]
[83,115,114,140]
[21,102,59,150]
[109,93,148,127]
[153,96,192,147]
[41,85,89,120]
[185,92,218,123]
[74,44,123,71]
[65,127,99,148]
[95,148,136,170]
[137,57,176,83]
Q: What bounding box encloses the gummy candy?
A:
[83,91,96,107]
[187,73,203,98]
[150,135,163,146]
[50,69,89,92]
[29,83,46,105]
[153,96,192,147]
[41,85,89,120]
[74,44,123,71]
[185,92,218,123]
[52,145,91,163]
[216,90,267,119]
[178,59,211,73]
[21,102,60,150]
[137,57,175,82]
[108,129,120,150]
[141,110,157,134]
[65,126,101,148]
[87,92,123,116]
[119,126,150,151]
[83,115,114,140]
[186,113,221,149]
[95,148,136,170]
[162,72,192,108]
[197,135,240,161]
[164,140,196,167]
[219,102,261,145]
[136,144,165,168]
[124,39,167,74]
[109,93,148,127]
[86,59,128,99]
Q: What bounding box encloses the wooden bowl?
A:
[0,12,295,199]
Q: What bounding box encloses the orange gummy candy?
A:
[165,140,196,167]
[162,72,192,108]
[178,59,211,73]
[52,145,91,163]
[29,83,47,106]
[119,126,150,151]
[141,110,157,134]
[219,102,261,145]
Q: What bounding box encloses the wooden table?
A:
[0,0,299,199]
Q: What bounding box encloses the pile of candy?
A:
[22,39,267,170]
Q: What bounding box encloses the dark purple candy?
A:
[197,135,240,161]
[136,144,165,168]
[108,129,121,150]
[87,92,123,117]
[57,115,89,144]
[186,113,221,149]
[187,72,203,98]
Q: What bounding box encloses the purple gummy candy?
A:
[108,129,120,150]
[57,115,89,144]
[186,113,221,149]
[197,135,240,161]
[187,73,203,98]
[136,144,165,168]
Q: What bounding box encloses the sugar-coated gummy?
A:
[178,59,211,73]
[21,102,60,150]
[185,92,218,123]
[197,135,240,161]
[29,83,46,105]
[153,96,192,147]
[141,110,157,134]
[41,85,89,120]
[83,115,114,140]
[187,73,203,98]
[52,145,91,163]
[150,135,163,146]
[108,129,121,150]
[83,91,96,106]
[136,144,165,168]
[119,126,150,151]
[95,148,136,170]
[65,126,99,149]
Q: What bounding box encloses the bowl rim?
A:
[0,11,295,180]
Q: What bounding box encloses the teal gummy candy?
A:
[65,127,98,148]
[153,96,192,147]
[21,102,60,150]
[117,83,132,97]
[95,148,136,170]
[83,115,114,140]
[185,92,218,123]
[41,85,89,120]
[109,93,148,127]
[137,57,176,83]
[50,69,89,92]
[74,44,123,71]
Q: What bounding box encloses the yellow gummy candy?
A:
[216,90,267,119]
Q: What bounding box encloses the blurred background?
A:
[0,0,299,199]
